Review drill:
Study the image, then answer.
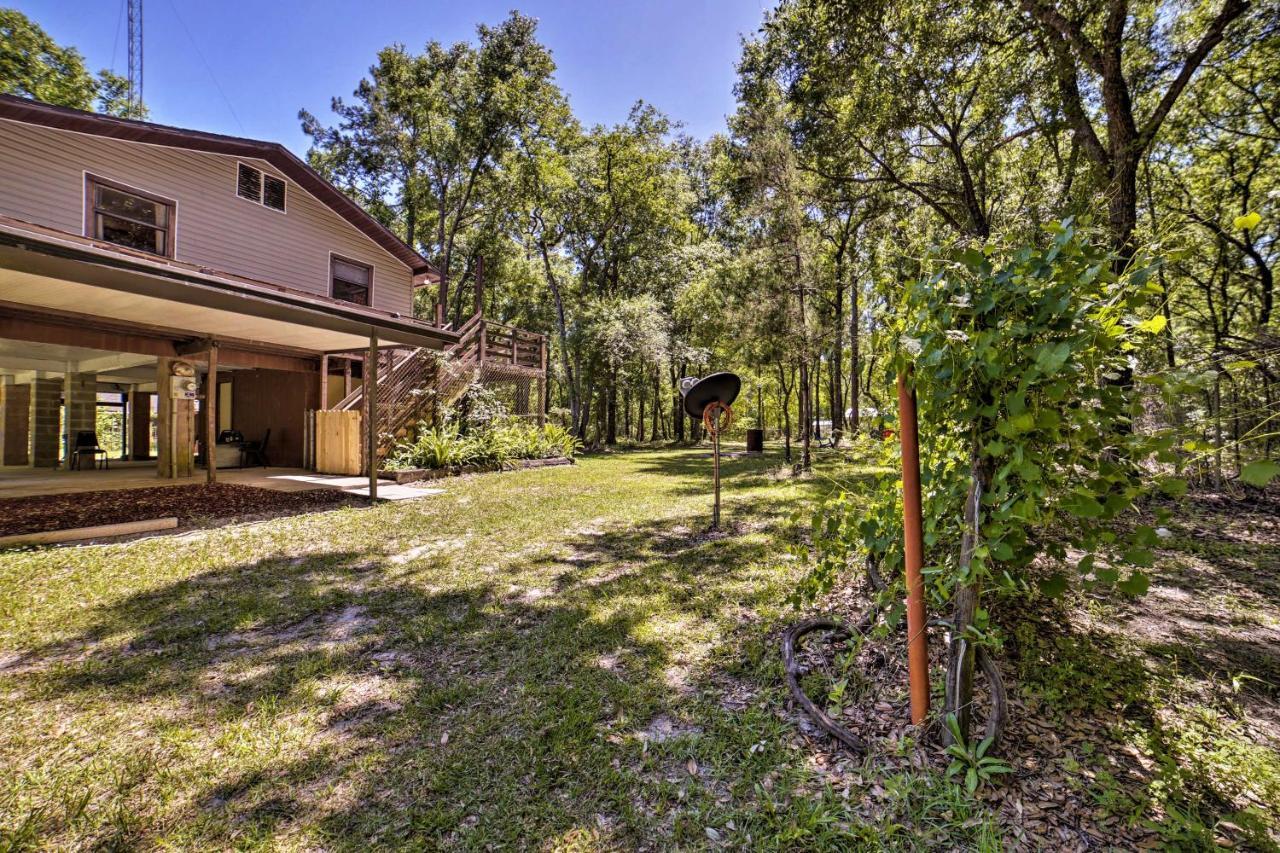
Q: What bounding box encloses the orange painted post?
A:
[897,368,930,725]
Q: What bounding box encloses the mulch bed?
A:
[0,483,357,536]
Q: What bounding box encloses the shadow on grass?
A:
[2,478,819,848]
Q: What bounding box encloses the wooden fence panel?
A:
[313,409,363,475]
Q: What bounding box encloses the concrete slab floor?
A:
[0,464,440,502]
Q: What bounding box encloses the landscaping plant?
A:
[808,219,1189,745]
[385,418,579,471]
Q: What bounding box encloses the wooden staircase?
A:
[332,312,545,460]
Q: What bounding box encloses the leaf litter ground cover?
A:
[0,484,357,536]
[0,447,1276,849]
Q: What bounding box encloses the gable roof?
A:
[0,94,438,281]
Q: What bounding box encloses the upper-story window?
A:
[85,176,175,257]
[236,163,286,212]
[331,256,372,306]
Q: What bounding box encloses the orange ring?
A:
[702,401,733,436]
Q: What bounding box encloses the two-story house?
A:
[0,95,545,494]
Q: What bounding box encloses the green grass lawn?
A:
[8,447,1274,850]
[4,446,967,851]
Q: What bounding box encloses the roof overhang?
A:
[0,222,458,354]
[0,94,441,281]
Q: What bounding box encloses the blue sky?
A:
[16,0,769,154]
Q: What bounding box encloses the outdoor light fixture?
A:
[680,372,741,529]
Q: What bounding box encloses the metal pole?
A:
[205,343,218,484]
[366,329,378,502]
[713,422,721,529]
[897,368,930,725]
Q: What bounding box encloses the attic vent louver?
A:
[236,163,286,213]
[262,174,286,211]
[237,163,260,201]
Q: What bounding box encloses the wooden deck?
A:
[0,462,440,501]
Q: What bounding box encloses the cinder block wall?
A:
[66,373,97,438]
[29,378,61,466]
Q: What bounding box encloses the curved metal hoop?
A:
[702,401,734,437]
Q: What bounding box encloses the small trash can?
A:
[745,428,764,453]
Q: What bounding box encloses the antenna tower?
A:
[127,0,143,113]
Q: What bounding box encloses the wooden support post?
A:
[206,343,218,483]
[478,320,487,365]
[344,358,353,397]
[539,337,548,426]
[319,354,330,411]
[62,358,72,466]
[156,357,195,479]
[366,329,378,502]
[474,256,485,318]
[897,369,930,725]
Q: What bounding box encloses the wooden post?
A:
[539,336,548,426]
[897,369,930,725]
[206,343,218,483]
[344,358,353,397]
[366,329,378,502]
[319,354,329,411]
[156,358,195,479]
[478,320,487,365]
[474,256,485,318]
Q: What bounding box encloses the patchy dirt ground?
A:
[788,487,1280,850]
[0,483,358,536]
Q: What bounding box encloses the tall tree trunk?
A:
[636,388,644,443]
[777,361,793,465]
[796,252,811,471]
[850,276,861,434]
[1142,158,1178,368]
[831,238,847,444]
[539,240,580,433]
[944,449,995,745]
[606,374,617,446]
[671,362,685,443]
[652,371,661,443]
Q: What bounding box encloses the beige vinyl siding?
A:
[0,118,414,315]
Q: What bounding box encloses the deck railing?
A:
[329,312,547,460]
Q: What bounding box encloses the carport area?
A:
[0,215,455,512]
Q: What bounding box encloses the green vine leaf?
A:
[1240,460,1279,488]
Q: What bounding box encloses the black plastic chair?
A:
[70,431,109,470]
[240,429,271,468]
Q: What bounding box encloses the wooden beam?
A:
[0,517,178,546]
[365,328,378,502]
[0,302,321,371]
[176,337,216,357]
[206,343,218,483]
[319,354,329,410]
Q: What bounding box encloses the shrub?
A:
[385,417,579,471]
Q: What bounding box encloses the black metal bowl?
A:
[681,372,741,420]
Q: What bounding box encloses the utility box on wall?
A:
[170,375,199,400]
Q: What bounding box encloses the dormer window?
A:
[85,175,174,257]
[236,163,286,212]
